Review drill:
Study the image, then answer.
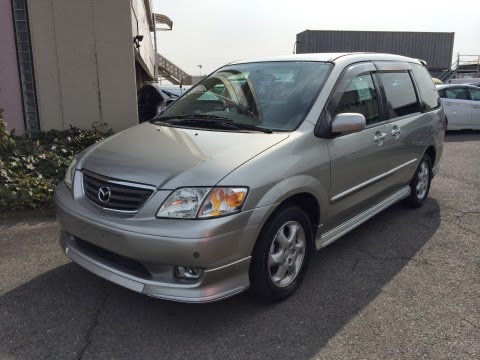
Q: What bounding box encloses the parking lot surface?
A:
[1,131,479,360]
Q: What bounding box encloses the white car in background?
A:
[436,84,480,130]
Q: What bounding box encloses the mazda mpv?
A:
[55,53,445,303]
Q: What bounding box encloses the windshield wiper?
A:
[155,114,231,121]
[222,121,272,133]
[214,94,259,119]
[152,115,272,133]
[161,90,179,98]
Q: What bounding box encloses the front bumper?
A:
[55,181,273,303]
[60,230,251,302]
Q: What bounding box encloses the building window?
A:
[12,0,39,133]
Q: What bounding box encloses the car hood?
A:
[78,122,289,189]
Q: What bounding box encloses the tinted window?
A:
[468,87,480,101]
[380,72,418,118]
[411,63,440,110]
[335,73,380,125]
[444,88,467,100]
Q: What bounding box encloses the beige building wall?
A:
[131,0,156,79]
[27,0,145,132]
[93,1,140,131]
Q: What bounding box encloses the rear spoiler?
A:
[418,59,427,67]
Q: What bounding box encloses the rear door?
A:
[373,62,437,189]
[326,63,392,227]
[466,87,480,129]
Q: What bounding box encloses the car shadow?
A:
[0,199,441,360]
[445,130,480,142]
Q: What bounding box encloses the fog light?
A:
[175,266,204,280]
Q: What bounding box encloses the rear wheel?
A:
[407,154,432,208]
[249,206,312,302]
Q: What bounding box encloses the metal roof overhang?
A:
[154,13,173,31]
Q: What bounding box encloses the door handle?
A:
[373,132,387,144]
[391,128,401,137]
[474,105,480,109]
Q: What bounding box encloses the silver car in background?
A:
[55,53,445,303]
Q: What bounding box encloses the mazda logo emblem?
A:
[98,186,111,203]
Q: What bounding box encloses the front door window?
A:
[335,73,380,126]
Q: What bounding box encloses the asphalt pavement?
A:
[1,131,479,360]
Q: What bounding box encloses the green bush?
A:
[0,120,112,212]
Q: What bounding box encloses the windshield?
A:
[157,61,333,131]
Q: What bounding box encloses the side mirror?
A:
[331,113,366,134]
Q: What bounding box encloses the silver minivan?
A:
[55,53,445,303]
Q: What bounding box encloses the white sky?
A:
[152,0,480,76]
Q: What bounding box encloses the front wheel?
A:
[249,206,313,302]
[407,154,432,208]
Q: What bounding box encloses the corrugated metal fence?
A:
[296,30,454,70]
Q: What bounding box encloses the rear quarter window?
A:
[468,87,480,101]
[411,63,441,111]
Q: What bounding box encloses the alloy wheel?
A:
[268,221,306,287]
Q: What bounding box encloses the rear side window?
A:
[411,63,441,111]
[379,72,419,119]
[335,73,380,126]
[443,88,467,100]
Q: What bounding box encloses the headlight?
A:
[157,188,211,218]
[64,158,77,190]
[157,187,248,219]
[198,188,248,218]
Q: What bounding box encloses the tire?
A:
[407,153,432,208]
[249,205,313,302]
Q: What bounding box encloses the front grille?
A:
[82,171,155,213]
[74,237,151,277]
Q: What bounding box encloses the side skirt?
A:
[315,186,411,249]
